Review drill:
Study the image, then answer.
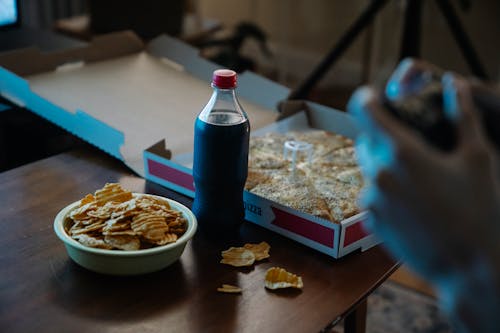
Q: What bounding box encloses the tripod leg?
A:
[435,0,489,79]
[288,0,389,100]
[400,0,423,59]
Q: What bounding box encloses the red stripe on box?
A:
[271,207,334,248]
[344,221,369,247]
[147,159,195,191]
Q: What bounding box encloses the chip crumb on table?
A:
[220,241,271,267]
[265,267,304,290]
[217,284,243,294]
[218,242,303,292]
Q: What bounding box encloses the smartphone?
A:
[383,79,500,151]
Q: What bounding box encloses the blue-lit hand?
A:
[348,67,500,332]
[385,58,444,101]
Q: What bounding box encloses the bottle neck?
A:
[198,86,248,125]
[212,86,238,104]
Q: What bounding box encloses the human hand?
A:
[385,58,444,101]
[349,57,500,333]
[348,74,500,283]
[385,59,500,147]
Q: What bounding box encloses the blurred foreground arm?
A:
[347,59,500,333]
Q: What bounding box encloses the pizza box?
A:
[0,31,379,258]
[145,99,381,258]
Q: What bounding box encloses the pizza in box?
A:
[246,130,363,223]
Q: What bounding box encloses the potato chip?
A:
[132,213,168,233]
[156,233,178,245]
[136,195,171,209]
[70,202,97,221]
[217,284,242,293]
[87,201,118,219]
[72,234,113,249]
[264,267,303,290]
[94,183,132,206]
[102,218,131,233]
[166,220,181,228]
[104,234,140,251]
[110,199,138,219]
[71,218,98,226]
[70,221,105,235]
[243,241,271,261]
[220,247,255,267]
[131,212,166,227]
[80,194,95,206]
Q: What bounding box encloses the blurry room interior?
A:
[13,0,500,109]
[2,0,499,300]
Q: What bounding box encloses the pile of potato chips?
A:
[66,183,187,251]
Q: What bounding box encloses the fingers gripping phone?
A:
[382,77,500,151]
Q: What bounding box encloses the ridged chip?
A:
[80,194,95,206]
[131,213,167,231]
[72,234,112,250]
[131,213,169,241]
[217,284,242,293]
[136,195,171,209]
[94,183,133,206]
[70,202,97,221]
[110,199,138,219]
[243,241,270,261]
[156,233,178,245]
[264,267,303,290]
[104,234,140,251]
[102,218,131,233]
[70,221,105,235]
[220,247,255,267]
[87,201,118,219]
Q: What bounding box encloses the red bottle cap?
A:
[212,69,237,89]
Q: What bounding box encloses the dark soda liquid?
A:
[192,114,250,235]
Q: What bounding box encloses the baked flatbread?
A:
[250,168,333,221]
[246,130,363,223]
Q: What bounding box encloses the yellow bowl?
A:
[53,193,197,275]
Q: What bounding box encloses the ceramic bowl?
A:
[54,193,197,275]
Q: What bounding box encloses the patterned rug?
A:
[332,280,453,332]
[365,281,453,333]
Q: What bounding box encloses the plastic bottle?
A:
[192,69,250,235]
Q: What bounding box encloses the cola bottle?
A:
[192,69,250,235]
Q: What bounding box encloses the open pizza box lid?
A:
[0,31,287,176]
[0,31,379,258]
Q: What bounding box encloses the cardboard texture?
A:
[0,31,286,176]
[0,31,379,258]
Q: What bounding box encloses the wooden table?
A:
[0,147,398,333]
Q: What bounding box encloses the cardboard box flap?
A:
[0,66,126,160]
[305,101,359,138]
[276,100,307,120]
[147,34,290,111]
[277,100,358,138]
[0,32,286,177]
[0,31,144,76]
[146,139,172,160]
